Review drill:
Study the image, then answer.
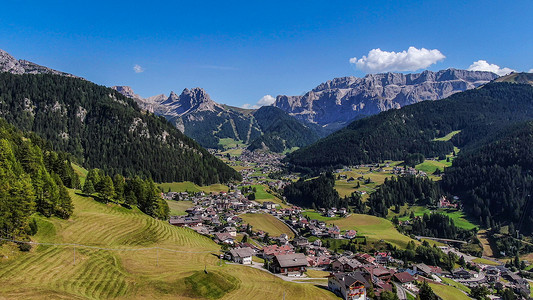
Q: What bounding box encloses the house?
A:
[452,268,472,279]
[344,230,357,239]
[228,247,255,264]
[169,216,202,227]
[393,272,415,285]
[224,226,237,237]
[292,237,309,247]
[328,226,341,239]
[331,257,363,272]
[307,255,331,267]
[328,272,370,300]
[263,201,278,209]
[214,232,235,245]
[438,196,457,209]
[414,263,433,277]
[262,244,294,258]
[270,253,308,276]
[374,252,392,264]
[355,253,375,265]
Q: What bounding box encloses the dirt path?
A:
[477,230,494,257]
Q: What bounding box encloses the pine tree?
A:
[82,179,95,194]
[99,175,115,201]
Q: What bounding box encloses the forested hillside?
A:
[287,83,533,171]
[247,106,320,152]
[0,73,240,184]
[0,119,76,242]
[442,121,533,234]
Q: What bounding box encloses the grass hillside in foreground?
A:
[240,214,295,238]
[330,214,415,248]
[0,191,337,300]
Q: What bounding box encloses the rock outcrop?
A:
[274,69,499,131]
[0,49,80,78]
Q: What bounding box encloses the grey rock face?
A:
[0,49,80,78]
[274,69,499,130]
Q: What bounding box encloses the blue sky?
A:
[1,0,532,107]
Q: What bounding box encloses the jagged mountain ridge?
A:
[113,86,320,151]
[0,49,80,78]
[274,69,499,131]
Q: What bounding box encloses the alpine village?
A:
[1,2,533,300]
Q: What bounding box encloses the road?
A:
[394,282,407,300]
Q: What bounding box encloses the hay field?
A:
[0,191,336,299]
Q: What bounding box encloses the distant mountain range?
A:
[112,86,320,151]
[113,69,500,152]
[273,69,499,131]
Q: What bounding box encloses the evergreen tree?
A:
[82,179,95,194]
[99,175,115,201]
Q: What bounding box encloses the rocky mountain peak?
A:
[0,49,80,78]
[112,86,141,100]
[274,68,500,131]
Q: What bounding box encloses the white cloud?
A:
[241,103,257,109]
[467,60,514,76]
[241,94,276,109]
[350,47,446,73]
[257,95,276,106]
[529,69,533,73]
[133,64,144,73]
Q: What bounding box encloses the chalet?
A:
[344,230,357,239]
[452,268,472,279]
[363,265,394,282]
[331,257,363,272]
[326,210,336,218]
[485,266,500,282]
[414,263,433,277]
[338,208,347,215]
[271,253,308,276]
[169,216,202,227]
[328,272,370,300]
[328,226,341,239]
[438,196,457,209]
[374,252,392,265]
[355,253,375,265]
[214,232,235,245]
[262,244,294,258]
[292,237,309,247]
[263,201,278,209]
[223,226,237,237]
[228,247,255,265]
[307,255,331,267]
[393,272,415,285]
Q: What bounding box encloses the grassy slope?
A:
[240,214,295,238]
[330,214,415,248]
[0,191,336,300]
[166,200,194,216]
[397,206,476,231]
[428,283,470,300]
[439,277,471,293]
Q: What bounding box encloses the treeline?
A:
[283,173,344,209]
[288,83,533,171]
[398,213,476,241]
[442,121,533,234]
[367,176,441,217]
[0,73,240,184]
[394,240,459,271]
[82,169,169,220]
[0,119,76,242]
